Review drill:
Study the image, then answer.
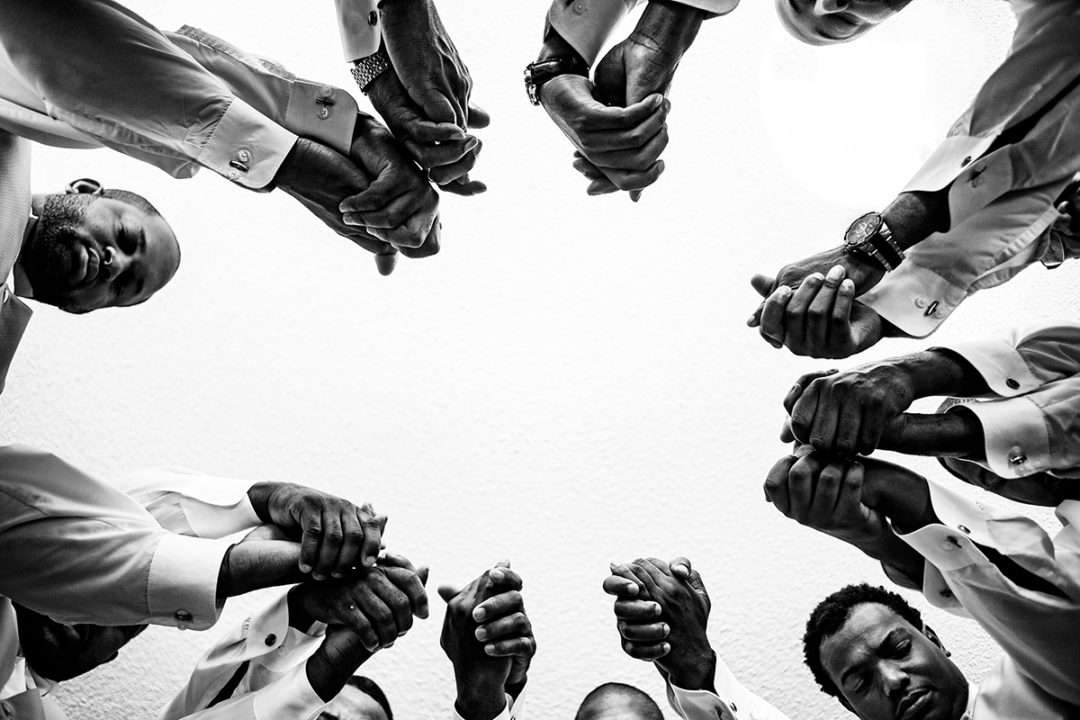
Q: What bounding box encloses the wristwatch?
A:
[352,48,391,94]
[524,55,588,106]
[843,212,905,272]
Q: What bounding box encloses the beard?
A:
[23,194,92,307]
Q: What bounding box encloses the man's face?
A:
[820,603,968,720]
[775,0,911,45]
[318,684,389,720]
[22,194,179,313]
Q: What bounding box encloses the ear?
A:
[65,178,104,195]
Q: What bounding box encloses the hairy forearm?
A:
[455,679,508,720]
[891,349,990,399]
[217,540,306,601]
[882,189,951,252]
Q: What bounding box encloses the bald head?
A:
[575,683,663,720]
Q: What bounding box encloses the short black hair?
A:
[803,583,924,699]
[100,188,162,218]
[344,675,393,720]
[576,682,663,720]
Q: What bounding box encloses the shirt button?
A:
[1008,447,1027,465]
[1005,378,1020,390]
[971,175,982,188]
[572,1,586,13]
[941,588,954,598]
[318,85,334,99]
[265,633,278,646]
[226,169,240,181]
[914,297,928,308]
[236,149,251,164]
[317,107,331,120]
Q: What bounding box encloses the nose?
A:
[102,245,132,280]
[881,662,910,698]
[812,0,848,14]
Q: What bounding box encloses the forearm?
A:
[665,649,717,693]
[890,349,990,399]
[217,541,305,600]
[538,25,585,63]
[455,678,508,720]
[882,189,951,252]
[878,411,986,459]
[633,0,707,62]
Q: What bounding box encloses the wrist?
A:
[665,647,716,692]
[882,189,950,252]
[455,678,507,720]
[287,586,315,631]
[247,482,274,523]
[538,28,584,64]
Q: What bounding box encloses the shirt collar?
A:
[962,682,979,720]
[10,209,36,298]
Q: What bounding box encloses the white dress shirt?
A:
[899,479,1080,716]
[860,0,1080,336]
[545,0,739,66]
[661,657,789,720]
[162,589,527,720]
[0,445,269,716]
[0,1,365,190]
[931,321,1080,480]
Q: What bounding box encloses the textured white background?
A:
[2,0,1076,718]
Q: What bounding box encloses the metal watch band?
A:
[352,49,391,94]
[525,55,588,106]
[868,222,905,269]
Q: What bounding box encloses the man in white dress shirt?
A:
[778,321,1080,504]
[761,451,1080,717]
[751,0,1080,358]
[0,444,390,717]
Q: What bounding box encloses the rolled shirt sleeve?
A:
[665,657,791,720]
[931,322,1080,478]
[546,0,738,66]
[0,0,298,189]
[0,445,228,630]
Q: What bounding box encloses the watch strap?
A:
[525,55,588,105]
[352,48,391,94]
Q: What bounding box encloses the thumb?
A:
[437,585,461,603]
[417,567,430,586]
[751,274,777,298]
[467,104,491,129]
[417,92,460,127]
[670,557,692,580]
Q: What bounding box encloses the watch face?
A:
[845,212,882,246]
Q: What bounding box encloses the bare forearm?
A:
[217,541,306,600]
[634,0,706,61]
[879,411,985,459]
[891,349,990,399]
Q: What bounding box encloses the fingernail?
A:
[765,488,771,502]
[364,557,376,567]
[475,627,488,641]
[484,645,497,656]
[652,603,661,616]
[777,285,792,297]
[808,273,824,283]
[840,278,855,291]
[473,607,487,621]
[299,563,312,574]
[826,265,845,283]
[746,315,758,326]
[661,623,670,635]
[609,562,618,572]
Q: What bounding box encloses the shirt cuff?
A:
[667,682,740,720]
[929,338,1042,397]
[198,97,298,189]
[547,1,631,65]
[148,534,233,630]
[284,81,359,158]
[676,0,740,15]
[858,262,967,337]
[947,396,1051,478]
[335,0,380,62]
[252,663,327,720]
[902,132,997,197]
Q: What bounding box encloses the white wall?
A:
[2,0,1074,718]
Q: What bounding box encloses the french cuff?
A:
[452,692,520,720]
[547,1,630,66]
[858,262,967,337]
[929,338,1042,397]
[148,535,233,630]
[667,678,741,720]
[252,663,327,720]
[902,133,997,197]
[335,0,380,62]
[949,396,1051,478]
[244,592,292,655]
[283,81,359,157]
[198,97,297,189]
